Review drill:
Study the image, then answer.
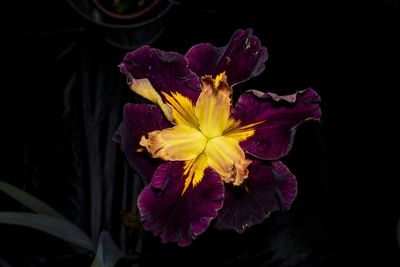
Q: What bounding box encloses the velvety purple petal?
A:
[186,28,268,85]
[186,43,224,79]
[233,88,321,160]
[214,160,297,233]
[113,104,169,184]
[120,45,201,101]
[138,162,224,246]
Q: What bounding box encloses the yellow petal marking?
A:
[224,120,265,141]
[182,153,208,194]
[162,91,199,128]
[129,78,173,122]
[139,125,207,161]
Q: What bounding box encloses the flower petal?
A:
[126,78,173,122]
[140,125,207,161]
[214,160,297,232]
[120,45,201,102]
[183,152,208,191]
[206,136,251,186]
[233,88,321,160]
[186,28,268,85]
[113,104,169,184]
[162,91,199,128]
[138,162,224,246]
[195,76,232,138]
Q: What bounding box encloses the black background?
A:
[5,0,400,266]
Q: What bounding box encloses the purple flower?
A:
[114,29,321,246]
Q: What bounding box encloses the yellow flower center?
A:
[137,73,262,193]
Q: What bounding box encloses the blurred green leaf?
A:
[0,257,13,267]
[90,231,126,267]
[0,181,62,218]
[0,212,95,251]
